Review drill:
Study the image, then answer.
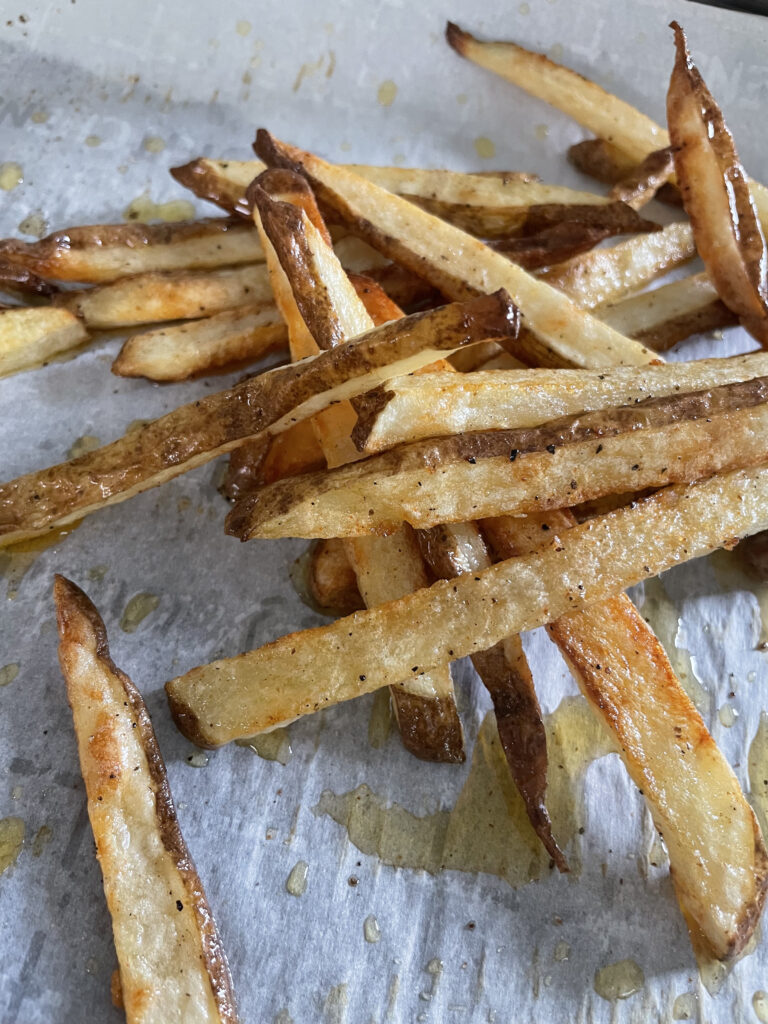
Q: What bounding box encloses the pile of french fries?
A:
[5,19,768,1020]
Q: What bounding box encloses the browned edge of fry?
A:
[0,258,59,297]
[171,160,251,218]
[389,688,466,762]
[53,575,239,1022]
[568,139,682,206]
[488,222,613,269]
[610,146,675,208]
[637,300,737,352]
[361,263,443,311]
[308,538,365,616]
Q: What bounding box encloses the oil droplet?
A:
[553,941,570,962]
[368,688,393,749]
[0,817,25,874]
[123,192,195,223]
[711,547,768,648]
[11,786,22,801]
[474,137,496,159]
[186,750,209,768]
[420,958,443,1002]
[672,992,697,1020]
[639,577,709,713]
[236,727,292,764]
[322,983,348,1024]
[142,135,165,154]
[550,42,564,60]
[67,434,101,459]
[30,109,49,123]
[84,135,101,147]
[593,958,644,1001]
[17,211,47,238]
[535,124,550,140]
[393,153,406,166]
[126,418,152,434]
[695,951,728,996]
[748,712,768,842]
[519,1,530,13]
[648,834,668,869]
[120,593,159,633]
[32,824,52,857]
[377,80,398,107]
[1,525,80,600]
[753,991,768,1023]
[363,914,381,943]
[273,1011,294,1024]
[87,564,109,582]
[293,57,325,93]
[718,704,737,728]
[236,19,251,36]
[456,93,468,105]
[0,663,20,687]
[0,162,23,191]
[285,859,308,896]
[749,670,757,682]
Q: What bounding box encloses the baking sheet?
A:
[2,0,768,1020]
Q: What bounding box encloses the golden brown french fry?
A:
[55,576,239,1023]
[539,221,695,309]
[481,514,767,960]
[55,265,274,329]
[352,351,768,456]
[0,291,515,547]
[255,131,659,369]
[609,146,676,209]
[0,257,59,297]
[668,22,768,345]
[416,521,567,870]
[112,306,287,381]
[568,138,637,184]
[0,219,263,283]
[252,169,467,762]
[167,462,768,747]
[308,538,364,615]
[0,306,88,378]
[488,222,614,270]
[228,375,768,539]
[596,272,737,351]
[358,263,442,312]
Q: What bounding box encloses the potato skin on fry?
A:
[54,576,239,1024]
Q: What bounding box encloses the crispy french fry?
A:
[55,265,274,329]
[358,263,442,312]
[668,22,768,345]
[539,221,695,309]
[0,291,515,547]
[229,375,768,539]
[0,257,59,297]
[255,131,659,369]
[481,513,767,960]
[0,219,263,283]
[54,576,239,1023]
[167,462,768,747]
[308,538,364,615]
[596,272,737,351]
[416,521,567,870]
[251,169,466,762]
[568,138,637,184]
[0,305,88,378]
[352,351,768,456]
[488,222,614,270]
[112,306,287,381]
[609,146,675,209]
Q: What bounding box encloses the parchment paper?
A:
[2,1,768,1021]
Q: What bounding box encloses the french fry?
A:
[254,131,659,369]
[251,170,467,762]
[609,146,675,209]
[54,576,239,1023]
[539,221,695,309]
[228,375,768,539]
[596,272,736,351]
[55,265,275,329]
[112,306,287,381]
[352,351,768,456]
[167,462,768,747]
[667,22,768,345]
[225,421,325,498]
[0,218,263,283]
[308,538,364,615]
[0,306,88,378]
[416,521,567,871]
[0,291,515,547]
[0,257,59,297]
[488,222,614,270]
[481,513,767,960]
[358,263,442,312]
[568,138,637,184]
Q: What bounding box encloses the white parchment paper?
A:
[2,1,768,1021]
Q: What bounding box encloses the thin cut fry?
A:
[667,22,768,345]
[481,513,767,960]
[0,291,515,547]
[352,351,768,455]
[112,306,287,381]
[609,146,676,209]
[539,221,695,309]
[0,306,88,378]
[255,131,659,369]
[166,462,768,747]
[308,538,364,615]
[489,222,613,270]
[55,265,274,329]
[55,576,239,1023]
[0,218,263,283]
[229,375,768,539]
